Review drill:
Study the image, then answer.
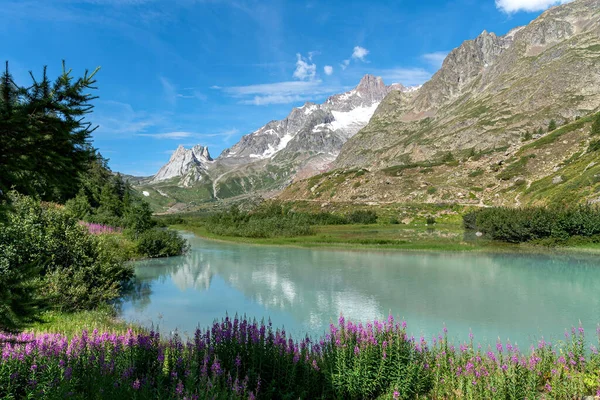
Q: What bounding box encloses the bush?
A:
[463,205,600,243]
[0,193,134,328]
[468,168,485,178]
[134,228,189,258]
[592,112,600,136]
[548,119,557,132]
[426,216,436,225]
[589,139,600,152]
[346,210,378,224]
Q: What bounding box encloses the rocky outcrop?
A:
[152,145,213,186]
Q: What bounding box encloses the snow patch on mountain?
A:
[330,103,380,132]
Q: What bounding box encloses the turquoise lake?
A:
[120,232,600,347]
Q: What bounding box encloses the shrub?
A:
[426,216,436,225]
[468,168,485,178]
[347,210,378,224]
[134,228,189,258]
[589,139,600,152]
[0,193,134,325]
[592,112,600,136]
[389,217,400,224]
[463,205,600,243]
[426,187,437,194]
[548,119,557,132]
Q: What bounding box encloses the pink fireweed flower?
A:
[393,390,400,400]
[132,379,141,390]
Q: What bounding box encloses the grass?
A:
[172,221,524,253]
[27,305,141,337]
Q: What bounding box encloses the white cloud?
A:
[495,0,573,13]
[352,46,369,61]
[221,80,342,106]
[210,85,222,89]
[242,95,315,106]
[323,65,333,75]
[137,131,196,139]
[293,53,317,81]
[377,67,432,86]
[422,51,448,69]
[340,59,350,70]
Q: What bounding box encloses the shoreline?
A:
[172,224,600,257]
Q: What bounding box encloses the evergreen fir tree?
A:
[0,61,100,202]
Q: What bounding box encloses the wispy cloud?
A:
[377,67,432,86]
[221,80,341,106]
[137,131,196,139]
[422,51,448,69]
[495,0,573,13]
[352,46,369,61]
[94,100,164,136]
[177,88,208,101]
[139,128,240,140]
[161,77,208,104]
[323,65,333,76]
[340,59,350,70]
[160,76,177,106]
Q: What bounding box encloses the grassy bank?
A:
[172,222,518,252]
[172,221,600,254]
[26,306,141,338]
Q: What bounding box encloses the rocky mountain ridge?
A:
[282,0,600,207]
[139,75,413,209]
[137,0,600,212]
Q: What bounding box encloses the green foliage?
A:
[441,151,455,163]
[548,119,557,132]
[468,168,485,178]
[464,205,600,243]
[521,130,533,141]
[0,193,134,330]
[497,155,535,181]
[200,203,378,239]
[0,61,99,203]
[426,186,438,195]
[426,216,436,225]
[134,228,189,258]
[588,139,600,152]
[592,112,600,136]
[346,210,378,224]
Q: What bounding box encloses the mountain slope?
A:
[335,0,600,170]
[138,75,412,210]
[279,0,600,207]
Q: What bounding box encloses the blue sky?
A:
[2,0,572,176]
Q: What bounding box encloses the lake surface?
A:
[120,232,600,347]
